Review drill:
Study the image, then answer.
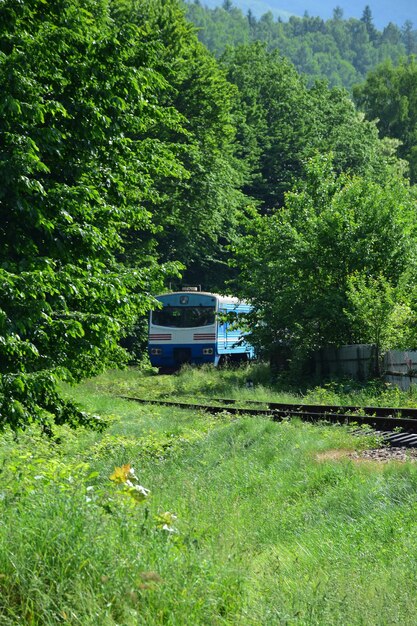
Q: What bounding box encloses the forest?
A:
[186,0,417,90]
[1,0,417,429]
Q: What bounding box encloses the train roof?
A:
[157,291,247,305]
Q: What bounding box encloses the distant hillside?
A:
[197,0,416,29]
[185,1,417,91]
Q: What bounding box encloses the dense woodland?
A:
[2,0,417,428]
[185,1,417,90]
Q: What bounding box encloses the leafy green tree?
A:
[402,20,417,56]
[377,23,406,66]
[232,154,417,363]
[221,44,396,211]
[247,9,256,32]
[221,44,312,210]
[382,22,402,46]
[185,1,250,56]
[124,0,249,290]
[345,273,414,373]
[0,0,186,429]
[348,19,377,76]
[354,57,417,182]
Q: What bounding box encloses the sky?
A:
[275,0,415,28]
[199,0,416,29]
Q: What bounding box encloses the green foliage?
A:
[221,44,399,211]
[354,56,417,183]
[1,0,248,428]
[79,365,417,410]
[221,43,311,209]
[345,273,414,353]
[2,0,417,429]
[185,1,415,91]
[115,0,250,290]
[3,371,417,623]
[233,154,417,361]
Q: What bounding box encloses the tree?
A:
[221,43,312,210]
[382,22,402,46]
[247,9,256,31]
[402,20,417,56]
[361,5,378,43]
[0,0,188,429]
[232,154,417,364]
[221,44,397,212]
[122,0,248,290]
[354,57,417,183]
[345,273,414,374]
[185,2,408,91]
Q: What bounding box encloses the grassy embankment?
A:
[1,365,417,625]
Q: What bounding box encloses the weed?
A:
[1,367,417,624]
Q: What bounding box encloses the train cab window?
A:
[152,306,215,328]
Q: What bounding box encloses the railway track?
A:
[119,395,417,448]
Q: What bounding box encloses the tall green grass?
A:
[79,362,417,408]
[1,367,417,624]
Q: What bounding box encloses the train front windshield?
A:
[152,306,215,328]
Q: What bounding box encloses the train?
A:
[148,290,255,370]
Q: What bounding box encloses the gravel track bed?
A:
[349,447,417,462]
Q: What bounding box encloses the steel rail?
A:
[119,395,417,447]
[149,394,417,419]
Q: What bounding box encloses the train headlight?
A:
[151,348,162,355]
[203,348,214,355]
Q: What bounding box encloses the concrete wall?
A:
[313,345,417,390]
[384,349,417,390]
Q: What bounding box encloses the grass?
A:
[78,361,417,408]
[1,365,417,624]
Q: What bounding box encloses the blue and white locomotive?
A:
[148,290,254,370]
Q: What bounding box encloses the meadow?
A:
[1,365,417,624]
